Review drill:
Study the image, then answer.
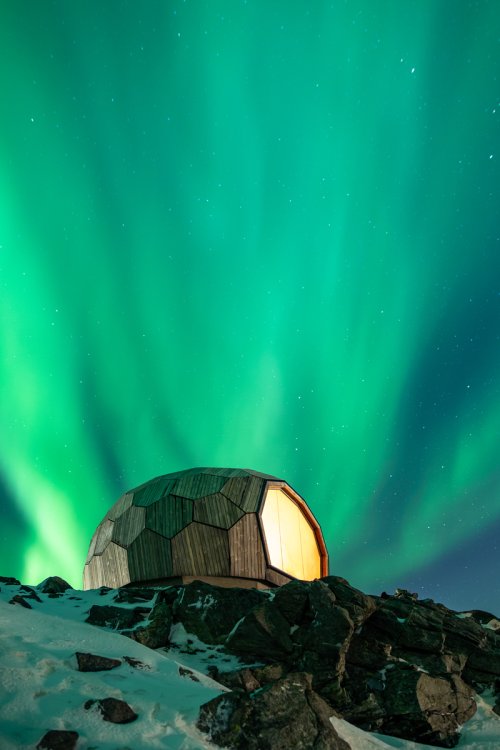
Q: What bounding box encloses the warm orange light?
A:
[261,487,321,580]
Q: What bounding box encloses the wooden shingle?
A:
[173,473,226,499]
[229,513,266,580]
[171,523,230,577]
[193,492,244,529]
[145,495,193,538]
[106,492,133,521]
[94,518,114,555]
[101,542,130,588]
[133,477,176,507]
[128,529,173,582]
[112,506,146,546]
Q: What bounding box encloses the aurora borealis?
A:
[1,1,499,611]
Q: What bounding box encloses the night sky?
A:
[1,1,499,612]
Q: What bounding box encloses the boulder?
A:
[197,672,351,749]
[75,652,121,672]
[113,586,158,604]
[36,730,78,749]
[273,579,310,624]
[322,577,377,626]
[85,604,150,630]
[84,697,138,723]
[126,599,173,649]
[9,594,33,609]
[36,577,72,595]
[225,600,294,661]
[344,664,476,747]
[173,580,263,644]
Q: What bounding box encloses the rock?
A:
[273,579,310,624]
[113,586,158,604]
[75,652,122,672]
[36,577,72,595]
[179,665,201,681]
[208,663,285,692]
[36,729,79,749]
[123,655,150,670]
[197,672,351,749]
[19,585,43,602]
[173,580,263,644]
[347,665,477,747]
[225,600,294,661]
[85,604,150,630]
[293,582,355,692]
[84,697,138,723]
[322,577,377,626]
[126,599,173,649]
[9,594,33,609]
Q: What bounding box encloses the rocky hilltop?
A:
[2,574,500,749]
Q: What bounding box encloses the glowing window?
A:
[261,487,321,580]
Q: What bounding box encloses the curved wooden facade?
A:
[83,467,329,590]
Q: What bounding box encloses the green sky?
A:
[1,0,499,611]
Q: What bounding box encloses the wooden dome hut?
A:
[83,467,328,590]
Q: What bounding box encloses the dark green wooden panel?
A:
[171,522,230,577]
[112,505,146,546]
[240,476,265,512]
[229,513,266,580]
[145,495,193,538]
[133,477,177,507]
[193,492,244,529]
[221,476,248,506]
[128,529,173,581]
[173,473,226,499]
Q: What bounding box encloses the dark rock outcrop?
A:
[173,580,263,644]
[75,652,121,672]
[36,730,79,749]
[7,572,500,748]
[85,604,150,630]
[126,592,174,648]
[84,697,138,723]
[197,672,351,750]
[37,577,72,595]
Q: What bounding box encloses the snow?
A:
[1,580,500,749]
[0,583,225,749]
[333,694,500,749]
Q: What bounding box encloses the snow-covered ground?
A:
[0,581,499,749]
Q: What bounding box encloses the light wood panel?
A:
[83,555,103,589]
[265,567,293,587]
[101,542,130,588]
[229,513,266,580]
[85,526,100,564]
[107,492,133,521]
[94,518,114,555]
[171,522,230,577]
